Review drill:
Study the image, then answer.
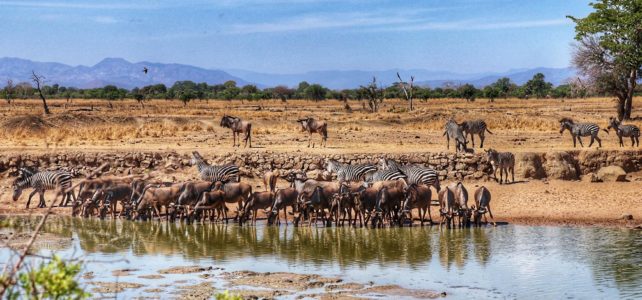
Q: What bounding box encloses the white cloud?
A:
[0,1,154,10]
[92,16,120,24]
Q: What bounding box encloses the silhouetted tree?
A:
[30,71,50,114]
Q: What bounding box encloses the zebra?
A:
[381,159,441,192]
[326,159,377,183]
[191,151,240,183]
[363,169,406,184]
[460,119,493,148]
[559,117,602,148]
[12,170,76,208]
[220,115,252,148]
[604,117,640,147]
[443,119,468,152]
[485,149,515,184]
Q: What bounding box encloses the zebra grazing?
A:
[297,117,327,148]
[461,119,493,148]
[485,149,515,184]
[443,119,468,152]
[220,115,252,148]
[12,170,76,208]
[381,159,441,192]
[326,159,377,183]
[363,168,406,183]
[191,151,240,182]
[559,118,602,148]
[605,117,640,147]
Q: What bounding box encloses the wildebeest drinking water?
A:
[220,115,252,148]
[297,117,327,148]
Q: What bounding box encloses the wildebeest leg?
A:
[479,132,485,148]
[245,129,251,148]
[307,133,312,148]
[26,189,38,208]
[620,135,625,147]
[420,207,426,226]
[511,166,515,183]
[630,136,634,147]
[492,166,498,183]
[487,205,497,226]
[499,167,504,184]
[446,134,450,150]
[635,136,639,147]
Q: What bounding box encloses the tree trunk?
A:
[38,92,50,114]
[409,98,413,111]
[617,96,626,121]
[624,69,637,120]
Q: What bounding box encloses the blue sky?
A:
[0,0,592,74]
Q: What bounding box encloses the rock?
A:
[597,166,627,182]
[516,153,546,179]
[620,213,633,220]
[544,151,578,180]
[581,172,600,183]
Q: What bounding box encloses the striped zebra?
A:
[485,149,515,184]
[326,159,377,183]
[363,168,406,183]
[605,117,640,147]
[381,159,441,192]
[460,119,493,148]
[12,170,75,208]
[559,117,602,148]
[443,119,468,152]
[191,151,240,182]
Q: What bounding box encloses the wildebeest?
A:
[132,183,185,221]
[401,184,432,226]
[239,191,274,225]
[449,182,470,227]
[220,115,252,148]
[301,186,333,226]
[176,181,215,221]
[472,186,496,226]
[297,117,327,148]
[438,188,456,229]
[195,189,228,222]
[373,186,405,227]
[92,184,134,219]
[263,170,280,192]
[213,181,253,219]
[267,187,298,226]
[485,149,515,184]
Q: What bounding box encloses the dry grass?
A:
[0,97,640,154]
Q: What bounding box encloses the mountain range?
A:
[0,57,576,90]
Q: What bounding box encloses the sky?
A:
[0,0,593,74]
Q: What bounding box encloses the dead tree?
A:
[360,77,384,113]
[31,71,50,114]
[397,72,415,111]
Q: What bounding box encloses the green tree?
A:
[482,86,499,102]
[568,0,642,120]
[459,84,478,101]
[524,73,552,98]
[6,256,89,300]
[304,84,326,101]
[491,77,514,98]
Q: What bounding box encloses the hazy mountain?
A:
[0,57,576,90]
[0,57,249,89]
[227,67,575,89]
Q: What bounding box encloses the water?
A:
[1,217,641,299]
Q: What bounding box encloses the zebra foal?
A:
[12,169,76,208]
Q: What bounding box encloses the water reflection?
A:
[2,217,641,298]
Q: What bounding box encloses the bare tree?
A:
[30,71,50,114]
[397,72,415,111]
[360,77,384,113]
[4,80,13,104]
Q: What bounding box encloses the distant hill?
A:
[0,57,249,89]
[0,57,576,89]
[226,67,576,89]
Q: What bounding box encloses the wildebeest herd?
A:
[8,114,639,228]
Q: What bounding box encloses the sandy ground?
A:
[0,98,641,227]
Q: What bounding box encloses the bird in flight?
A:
[143,67,148,74]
